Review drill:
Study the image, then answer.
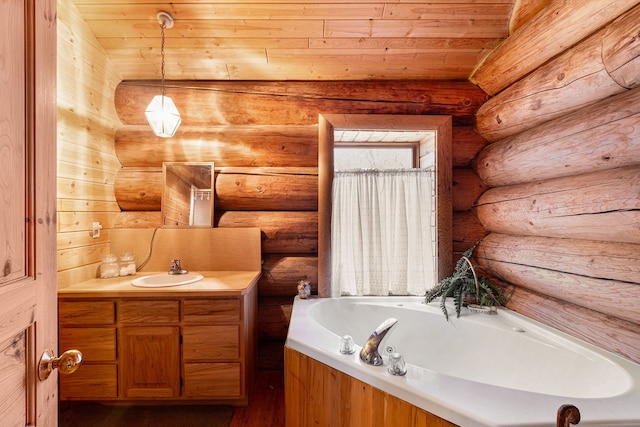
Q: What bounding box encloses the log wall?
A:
[113,81,489,369]
[56,0,123,287]
[472,3,640,363]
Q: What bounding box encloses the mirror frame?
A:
[161,161,215,227]
[318,114,453,297]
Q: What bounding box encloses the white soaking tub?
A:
[285,296,640,426]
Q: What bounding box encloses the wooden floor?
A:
[230,370,285,427]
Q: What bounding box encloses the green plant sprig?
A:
[425,247,509,320]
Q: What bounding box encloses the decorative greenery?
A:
[425,247,509,320]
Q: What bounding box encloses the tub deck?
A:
[285,296,640,427]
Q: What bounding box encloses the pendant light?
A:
[145,11,181,138]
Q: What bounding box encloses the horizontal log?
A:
[258,296,293,341]
[110,210,309,254]
[113,211,161,228]
[501,285,640,364]
[476,238,640,324]
[451,126,488,167]
[508,0,549,34]
[602,6,640,89]
[478,233,640,284]
[115,125,318,168]
[452,211,487,254]
[475,9,640,142]
[114,168,162,211]
[260,254,318,297]
[216,171,317,212]
[114,167,318,212]
[452,168,487,211]
[217,211,318,254]
[475,87,640,186]
[115,81,488,127]
[470,0,638,95]
[476,166,640,244]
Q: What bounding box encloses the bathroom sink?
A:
[131,273,204,288]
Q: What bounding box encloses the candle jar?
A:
[99,254,120,279]
[119,252,136,276]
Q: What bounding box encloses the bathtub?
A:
[285,296,640,427]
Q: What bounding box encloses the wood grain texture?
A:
[476,166,640,244]
[475,18,634,141]
[509,0,550,33]
[60,288,257,403]
[470,0,639,95]
[115,125,318,168]
[474,87,640,187]
[115,81,488,127]
[452,169,487,211]
[57,0,123,285]
[69,0,513,82]
[217,211,318,254]
[602,5,640,89]
[259,254,318,297]
[500,285,640,363]
[284,346,458,427]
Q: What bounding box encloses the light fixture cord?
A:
[160,21,166,99]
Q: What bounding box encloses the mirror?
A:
[162,162,214,227]
[318,114,453,297]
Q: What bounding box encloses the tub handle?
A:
[556,404,580,427]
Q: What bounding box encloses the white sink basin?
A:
[131,273,204,288]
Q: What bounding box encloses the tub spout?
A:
[359,318,398,366]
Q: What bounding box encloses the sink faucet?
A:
[168,259,188,275]
[359,317,398,366]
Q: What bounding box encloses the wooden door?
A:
[0,1,58,426]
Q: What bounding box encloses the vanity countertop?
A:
[58,270,261,298]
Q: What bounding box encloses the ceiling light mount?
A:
[156,11,174,29]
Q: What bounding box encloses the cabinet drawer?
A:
[119,300,179,323]
[60,364,118,399]
[183,325,240,361]
[59,301,115,325]
[59,327,116,361]
[183,298,240,323]
[183,363,241,398]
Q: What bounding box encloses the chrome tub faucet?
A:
[359,317,398,366]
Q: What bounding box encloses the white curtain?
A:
[331,169,436,296]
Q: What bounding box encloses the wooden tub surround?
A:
[285,347,456,427]
[58,228,261,405]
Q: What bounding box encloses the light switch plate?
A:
[92,222,102,238]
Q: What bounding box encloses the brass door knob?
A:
[38,349,83,381]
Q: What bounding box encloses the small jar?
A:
[119,252,136,276]
[100,254,120,279]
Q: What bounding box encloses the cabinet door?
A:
[120,326,180,398]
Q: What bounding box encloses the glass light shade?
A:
[145,95,181,138]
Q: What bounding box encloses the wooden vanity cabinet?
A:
[58,290,256,404]
[58,300,118,399]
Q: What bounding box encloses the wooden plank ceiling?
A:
[71,1,515,81]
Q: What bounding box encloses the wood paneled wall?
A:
[113,81,489,368]
[472,3,640,363]
[56,0,123,287]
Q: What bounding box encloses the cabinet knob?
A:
[38,349,83,381]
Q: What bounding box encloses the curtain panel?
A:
[331,169,436,296]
